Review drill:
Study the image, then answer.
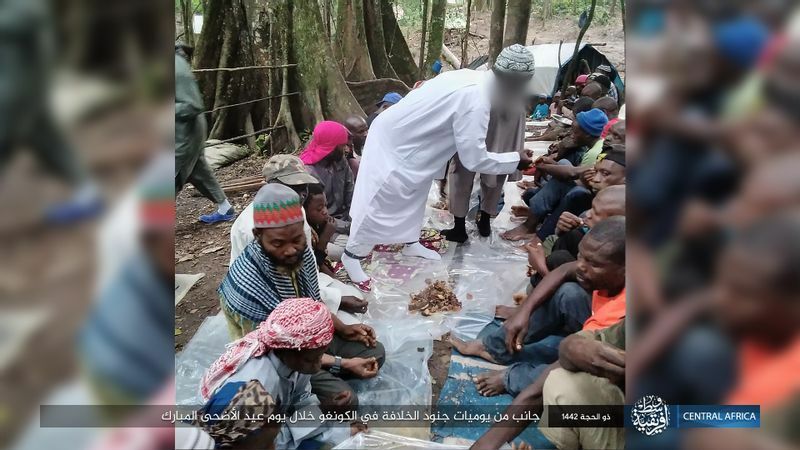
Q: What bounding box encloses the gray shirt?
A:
[225,351,349,449]
[306,159,354,234]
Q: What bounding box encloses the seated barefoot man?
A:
[220,184,385,407]
[230,155,368,318]
[506,146,625,242]
[200,298,368,449]
[526,185,626,286]
[470,319,625,450]
[503,108,607,241]
[341,44,535,291]
[451,216,625,397]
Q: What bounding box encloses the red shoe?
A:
[353,279,372,293]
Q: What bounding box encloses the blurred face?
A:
[276,346,327,374]
[566,87,577,97]
[711,246,795,342]
[281,182,309,204]
[254,222,307,268]
[304,193,329,226]
[584,195,624,229]
[606,121,626,146]
[321,144,347,164]
[590,159,625,191]
[348,122,368,150]
[575,236,625,293]
[570,121,595,146]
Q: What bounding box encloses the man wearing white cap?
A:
[341,44,536,291]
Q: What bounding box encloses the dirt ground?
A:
[175,11,624,405]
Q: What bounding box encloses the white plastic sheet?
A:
[333,430,514,449]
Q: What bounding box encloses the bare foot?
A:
[511,205,530,218]
[516,181,537,190]
[449,336,498,363]
[474,370,507,397]
[495,305,518,320]
[501,224,535,241]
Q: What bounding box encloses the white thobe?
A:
[348,69,521,248]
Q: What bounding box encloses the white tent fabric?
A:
[525,43,586,96]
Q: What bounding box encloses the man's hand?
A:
[319,220,336,247]
[556,212,583,234]
[350,422,368,436]
[342,357,379,379]
[561,336,625,384]
[340,296,368,314]
[339,324,377,347]
[503,311,530,354]
[580,168,596,185]
[517,149,534,170]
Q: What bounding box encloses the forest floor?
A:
[175,12,625,406]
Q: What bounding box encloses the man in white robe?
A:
[341,45,537,290]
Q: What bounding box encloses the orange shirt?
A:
[582,288,626,331]
[726,337,800,410]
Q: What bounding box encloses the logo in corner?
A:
[631,395,670,436]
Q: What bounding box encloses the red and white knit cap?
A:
[200,298,332,400]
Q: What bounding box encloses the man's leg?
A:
[442,155,473,243]
[477,176,507,237]
[536,185,593,240]
[188,154,235,223]
[311,335,387,407]
[539,368,625,450]
[455,282,591,364]
[326,233,349,262]
[475,335,563,397]
[341,240,374,287]
[503,175,574,241]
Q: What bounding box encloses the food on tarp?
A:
[513,293,526,305]
[409,280,461,316]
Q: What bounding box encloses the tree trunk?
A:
[460,0,473,68]
[334,0,376,81]
[424,0,446,77]
[418,0,429,78]
[180,0,195,47]
[503,0,532,46]
[561,0,596,94]
[542,0,551,24]
[381,0,419,85]
[363,0,399,79]
[195,0,268,141]
[473,0,491,12]
[609,0,617,17]
[488,0,506,65]
[269,0,363,150]
[620,0,626,36]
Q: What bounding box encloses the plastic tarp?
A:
[175,159,548,443]
[334,430,514,449]
[203,141,253,170]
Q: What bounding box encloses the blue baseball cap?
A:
[377,92,403,106]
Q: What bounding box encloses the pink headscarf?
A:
[200,298,333,400]
[576,74,589,85]
[299,121,349,165]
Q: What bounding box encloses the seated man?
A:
[531,94,550,119]
[200,298,368,449]
[524,185,625,288]
[343,115,368,179]
[304,183,345,276]
[452,216,625,397]
[367,92,402,126]
[533,96,595,142]
[469,319,625,450]
[220,184,385,406]
[502,110,610,241]
[301,121,354,239]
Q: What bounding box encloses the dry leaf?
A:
[201,246,225,255]
[174,327,183,336]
